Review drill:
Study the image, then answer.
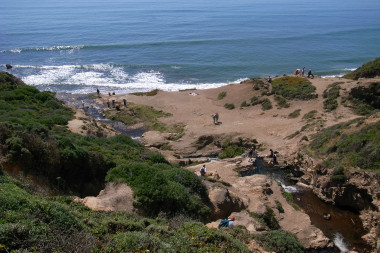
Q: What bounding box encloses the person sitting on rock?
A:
[218,216,236,228]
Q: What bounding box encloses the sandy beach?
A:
[89,76,378,161]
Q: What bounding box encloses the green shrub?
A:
[262,206,280,230]
[261,98,272,111]
[217,91,227,100]
[271,76,316,100]
[274,95,290,108]
[250,96,260,105]
[323,82,342,112]
[224,103,235,110]
[309,119,380,170]
[323,98,339,112]
[255,230,305,253]
[346,82,380,115]
[288,109,301,119]
[174,222,251,253]
[302,110,318,121]
[106,163,210,219]
[275,200,284,213]
[218,144,245,159]
[131,89,159,96]
[240,101,249,107]
[343,57,380,80]
[103,231,171,253]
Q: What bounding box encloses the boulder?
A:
[74,182,135,212]
[208,187,247,220]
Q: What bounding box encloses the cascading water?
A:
[242,157,372,252]
[333,233,349,253]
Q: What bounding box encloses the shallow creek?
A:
[242,157,372,253]
[56,93,144,139]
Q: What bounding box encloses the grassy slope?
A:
[343,57,380,80]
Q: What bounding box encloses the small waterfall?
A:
[279,182,298,193]
[334,233,349,253]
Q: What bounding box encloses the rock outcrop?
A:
[74,182,135,212]
[195,158,332,250]
[286,153,380,250]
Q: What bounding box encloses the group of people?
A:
[294,67,314,78]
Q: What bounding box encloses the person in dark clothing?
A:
[307,69,314,78]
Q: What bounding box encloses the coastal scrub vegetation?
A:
[0,72,211,215]
[217,91,227,100]
[218,141,245,159]
[0,172,253,252]
[323,82,342,112]
[106,162,210,218]
[271,76,316,100]
[131,89,159,96]
[224,103,235,110]
[343,57,380,80]
[308,118,380,171]
[254,230,305,253]
[274,95,290,108]
[288,109,301,119]
[248,96,272,110]
[342,81,380,115]
[105,103,172,131]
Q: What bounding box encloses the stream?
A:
[55,93,144,140]
[242,157,372,253]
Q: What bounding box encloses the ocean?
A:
[1,0,380,94]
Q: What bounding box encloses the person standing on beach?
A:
[301,67,305,77]
[97,88,100,97]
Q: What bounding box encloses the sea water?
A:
[1,0,380,94]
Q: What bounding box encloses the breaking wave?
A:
[10,64,231,94]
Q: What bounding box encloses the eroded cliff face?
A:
[286,154,380,250]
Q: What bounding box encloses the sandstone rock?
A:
[142,131,170,148]
[74,182,135,212]
[208,187,247,220]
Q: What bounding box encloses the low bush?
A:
[343,57,380,80]
[274,95,290,108]
[261,98,273,111]
[131,89,159,96]
[250,96,260,105]
[275,200,284,213]
[302,110,318,121]
[240,101,249,107]
[106,163,210,219]
[217,91,227,100]
[347,82,380,115]
[271,76,316,100]
[218,142,245,159]
[255,230,305,253]
[288,109,301,119]
[309,119,380,171]
[224,103,235,110]
[323,82,342,112]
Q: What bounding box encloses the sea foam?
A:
[17,64,229,94]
